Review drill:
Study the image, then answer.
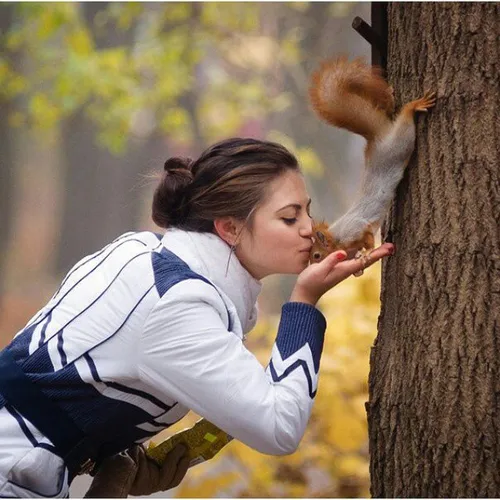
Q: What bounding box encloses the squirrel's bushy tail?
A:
[309,56,394,140]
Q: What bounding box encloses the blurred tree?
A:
[1,3,286,274]
[0,4,16,308]
[1,3,280,150]
[266,3,356,215]
[1,3,371,280]
[368,3,500,497]
[1,5,392,498]
[57,2,159,273]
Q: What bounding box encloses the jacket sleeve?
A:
[139,279,326,456]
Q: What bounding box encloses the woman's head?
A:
[152,137,313,278]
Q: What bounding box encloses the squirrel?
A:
[307,56,435,263]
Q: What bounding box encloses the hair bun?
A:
[163,157,193,173]
[151,157,194,228]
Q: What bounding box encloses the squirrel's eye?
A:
[313,252,322,261]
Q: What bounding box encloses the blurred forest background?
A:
[0,2,382,497]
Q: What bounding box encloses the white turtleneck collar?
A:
[160,228,262,335]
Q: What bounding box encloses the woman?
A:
[0,138,393,498]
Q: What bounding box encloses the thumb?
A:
[162,443,188,471]
[158,443,189,490]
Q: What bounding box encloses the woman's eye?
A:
[282,217,297,225]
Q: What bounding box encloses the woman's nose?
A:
[299,219,313,238]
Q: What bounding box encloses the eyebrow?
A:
[276,199,312,212]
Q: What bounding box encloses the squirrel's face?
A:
[310,222,377,262]
[309,222,338,263]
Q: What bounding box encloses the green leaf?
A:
[65,28,93,56]
[29,93,60,129]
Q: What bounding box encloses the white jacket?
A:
[0,229,326,497]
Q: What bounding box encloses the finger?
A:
[160,443,187,472]
[329,243,394,277]
[159,443,188,490]
[365,243,395,263]
[319,250,357,280]
[166,455,191,490]
[351,244,394,274]
[321,250,347,270]
[163,443,188,468]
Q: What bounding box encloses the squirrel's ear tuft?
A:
[316,231,327,246]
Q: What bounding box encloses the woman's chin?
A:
[269,256,309,275]
[292,260,310,274]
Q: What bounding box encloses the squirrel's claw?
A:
[415,90,436,111]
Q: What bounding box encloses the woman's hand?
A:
[84,443,190,498]
[290,243,395,306]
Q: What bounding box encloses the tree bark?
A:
[368,3,500,497]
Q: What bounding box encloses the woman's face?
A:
[235,170,313,280]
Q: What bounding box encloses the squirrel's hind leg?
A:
[403,91,436,115]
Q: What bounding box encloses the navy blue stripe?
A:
[275,303,326,373]
[25,309,46,331]
[84,353,102,383]
[37,442,58,453]
[8,322,37,364]
[38,311,52,347]
[153,249,214,298]
[71,283,155,371]
[23,234,134,332]
[52,236,147,311]
[6,404,38,447]
[57,331,67,367]
[31,250,152,354]
[106,382,172,412]
[147,401,180,425]
[147,418,172,428]
[135,428,159,437]
[70,232,157,285]
[268,359,317,399]
[25,238,149,336]
[0,349,85,456]
[53,232,134,298]
[22,237,134,333]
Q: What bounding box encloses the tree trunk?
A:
[368,3,500,497]
[56,3,156,275]
[57,112,159,274]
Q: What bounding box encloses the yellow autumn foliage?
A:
[158,262,382,498]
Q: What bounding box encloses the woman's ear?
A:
[213,217,243,246]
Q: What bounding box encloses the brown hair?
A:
[152,138,300,232]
